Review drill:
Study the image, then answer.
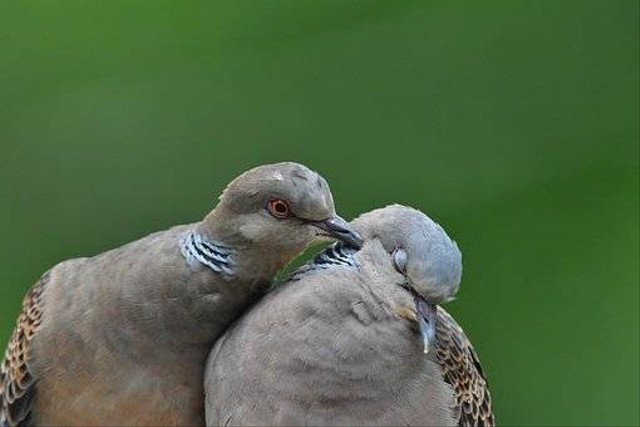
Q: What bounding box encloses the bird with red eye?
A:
[267,199,293,219]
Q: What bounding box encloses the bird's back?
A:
[1,224,216,426]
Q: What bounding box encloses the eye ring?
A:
[267,199,292,219]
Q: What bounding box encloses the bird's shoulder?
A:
[435,307,494,427]
[1,271,51,427]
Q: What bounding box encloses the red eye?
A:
[267,199,292,219]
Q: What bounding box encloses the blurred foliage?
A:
[0,1,638,425]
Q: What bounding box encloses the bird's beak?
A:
[311,215,364,249]
[415,295,437,354]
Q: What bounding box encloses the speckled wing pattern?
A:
[435,308,495,427]
[0,271,49,427]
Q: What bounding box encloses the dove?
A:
[204,204,493,426]
[0,162,362,426]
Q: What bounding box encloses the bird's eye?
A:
[392,247,408,275]
[267,199,292,219]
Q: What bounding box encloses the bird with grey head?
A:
[0,162,362,427]
[198,162,362,280]
[353,204,462,353]
[204,204,493,426]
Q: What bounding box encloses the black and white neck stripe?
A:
[181,231,235,278]
[290,242,358,281]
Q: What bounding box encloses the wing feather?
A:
[1,271,49,427]
[435,307,495,427]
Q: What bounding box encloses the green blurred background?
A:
[1,1,638,425]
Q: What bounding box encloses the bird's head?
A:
[352,204,462,353]
[203,162,362,269]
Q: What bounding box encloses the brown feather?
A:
[1,271,49,427]
[435,307,495,427]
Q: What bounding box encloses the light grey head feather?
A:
[218,162,335,221]
[352,204,462,304]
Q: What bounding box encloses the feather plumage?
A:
[1,272,49,427]
[435,307,494,427]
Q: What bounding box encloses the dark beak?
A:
[312,215,364,249]
[415,295,437,354]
